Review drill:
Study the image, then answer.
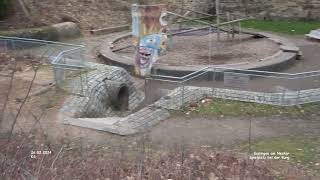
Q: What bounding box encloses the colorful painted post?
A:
[131,4,168,77]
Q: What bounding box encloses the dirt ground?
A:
[0,0,130,30]
[1,34,320,179]
[116,33,279,66]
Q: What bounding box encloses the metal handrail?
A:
[150,65,320,83]
[0,36,85,48]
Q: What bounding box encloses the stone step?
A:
[306,30,320,40]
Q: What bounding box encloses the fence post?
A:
[10,39,15,51]
[180,81,185,109]
[144,77,148,106]
[281,89,286,106]
[296,90,301,105]
[216,0,221,41]
[208,27,213,65]
[227,12,231,40]
[4,39,8,53]
[212,67,215,97]
[231,15,235,40]
[80,70,84,95]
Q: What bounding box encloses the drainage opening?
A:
[111,85,129,111]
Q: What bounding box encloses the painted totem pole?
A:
[131,4,168,76]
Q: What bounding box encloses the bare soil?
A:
[0,0,131,30]
[115,33,279,66]
[1,35,320,179]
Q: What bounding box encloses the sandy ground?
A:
[115,33,279,66]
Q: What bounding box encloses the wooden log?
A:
[112,45,134,52]
[88,24,130,35]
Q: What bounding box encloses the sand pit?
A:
[114,33,279,66]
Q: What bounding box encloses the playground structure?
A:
[0,2,318,135]
[100,3,300,76]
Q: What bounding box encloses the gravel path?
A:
[281,35,320,73]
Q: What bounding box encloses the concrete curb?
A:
[98,31,301,76]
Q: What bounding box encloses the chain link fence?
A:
[0,36,88,95]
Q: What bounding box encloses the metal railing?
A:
[0,36,88,95]
[146,66,320,108]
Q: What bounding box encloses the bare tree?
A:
[7,61,40,141]
[0,60,17,129]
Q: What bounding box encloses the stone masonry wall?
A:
[152,0,320,21]
[214,0,320,20]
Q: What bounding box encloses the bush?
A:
[0,0,10,19]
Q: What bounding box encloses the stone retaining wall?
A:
[156,0,320,20]
[0,22,81,41]
[60,62,145,118]
[155,86,320,110]
[212,0,320,20]
[60,62,173,136]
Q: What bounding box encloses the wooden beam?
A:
[168,11,215,27]
[112,45,134,52]
[168,11,250,28]
[175,7,219,17]
[169,16,254,36]
[88,24,130,35]
[174,11,191,24]
[174,15,215,24]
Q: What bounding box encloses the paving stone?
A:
[280,45,300,53]
[306,29,320,40]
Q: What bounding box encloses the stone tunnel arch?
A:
[111,84,129,111]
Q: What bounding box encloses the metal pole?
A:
[179,0,185,30]
[227,12,231,40]
[181,81,185,108]
[80,71,84,95]
[212,68,216,96]
[3,40,7,53]
[215,0,220,41]
[232,15,235,40]
[168,29,173,50]
[238,21,242,44]
[144,78,148,106]
[248,117,252,157]
[281,89,286,106]
[209,27,213,64]
[296,90,301,105]
[238,21,243,62]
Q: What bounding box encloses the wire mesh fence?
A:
[146,67,320,109]
[146,64,320,176]
[0,36,87,95]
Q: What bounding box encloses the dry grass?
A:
[0,133,276,179]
